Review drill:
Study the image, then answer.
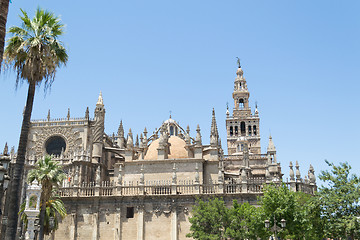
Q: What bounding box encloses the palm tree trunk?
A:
[38,193,47,240]
[0,0,10,69]
[5,82,36,240]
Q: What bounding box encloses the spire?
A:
[118,120,124,137]
[289,161,295,181]
[267,135,276,152]
[127,128,133,148]
[226,103,230,118]
[135,134,139,148]
[3,142,8,155]
[143,127,148,138]
[185,125,191,145]
[295,161,301,181]
[85,107,89,120]
[210,109,219,147]
[139,133,144,148]
[97,91,104,106]
[308,164,316,184]
[47,109,50,121]
[254,102,259,115]
[211,108,219,136]
[195,124,202,146]
[67,108,70,120]
[112,132,115,145]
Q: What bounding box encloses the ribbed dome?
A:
[144,136,188,160]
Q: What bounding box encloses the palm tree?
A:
[19,190,67,236]
[2,8,67,239]
[27,156,66,239]
[0,0,10,68]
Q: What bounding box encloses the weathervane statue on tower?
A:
[236,57,241,68]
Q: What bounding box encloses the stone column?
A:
[69,213,77,240]
[171,207,178,240]
[92,212,99,240]
[114,207,122,240]
[137,205,144,240]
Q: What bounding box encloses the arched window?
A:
[237,144,240,152]
[248,126,252,136]
[239,99,244,108]
[170,126,174,136]
[230,126,233,136]
[235,126,238,135]
[253,125,257,135]
[240,122,246,136]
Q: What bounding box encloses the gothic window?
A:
[248,126,252,136]
[253,125,257,135]
[45,136,66,156]
[126,207,134,218]
[241,144,244,151]
[170,126,174,136]
[240,122,246,136]
[235,126,238,135]
[230,126,233,136]
[239,99,244,109]
[175,127,178,136]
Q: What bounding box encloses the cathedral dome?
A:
[144,136,188,160]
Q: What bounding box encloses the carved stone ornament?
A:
[29,126,82,158]
[183,207,189,214]
[153,205,161,215]
[163,204,172,215]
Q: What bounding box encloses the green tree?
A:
[259,183,325,240]
[27,156,66,240]
[260,183,300,239]
[2,8,67,239]
[186,198,230,240]
[225,200,266,240]
[294,192,325,240]
[316,161,360,239]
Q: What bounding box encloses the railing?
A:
[31,117,93,127]
[57,179,316,198]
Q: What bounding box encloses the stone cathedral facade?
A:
[2,65,316,240]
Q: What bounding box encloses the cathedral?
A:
[1,65,316,240]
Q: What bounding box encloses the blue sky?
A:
[1,0,359,183]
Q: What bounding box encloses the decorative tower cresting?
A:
[226,62,261,155]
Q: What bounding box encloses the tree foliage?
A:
[187,184,324,240]
[316,161,360,239]
[186,198,230,240]
[27,156,66,238]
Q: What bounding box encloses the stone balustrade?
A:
[57,179,285,198]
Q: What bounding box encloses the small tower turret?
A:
[92,92,105,163]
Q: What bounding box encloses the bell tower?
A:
[226,61,261,155]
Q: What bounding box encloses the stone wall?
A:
[53,194,259,240]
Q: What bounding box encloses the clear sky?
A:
[1,0,359,183]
